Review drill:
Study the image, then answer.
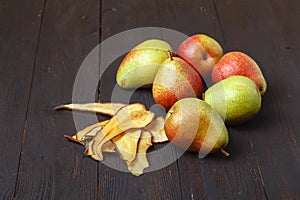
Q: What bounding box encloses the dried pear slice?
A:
[153,129,169,143]
[54,102,126,116]
[64,125,104,145]
[102,141,116,153]
[127,130,152,176]
[64,121,116,152]
[144,117,168,143]
[64,135,116,153]
[74,120,109,141]
[112,129,141,165]
[87,103,155,161]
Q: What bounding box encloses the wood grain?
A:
[213,0,300,199]
[13,0,100,199]
[0,0,45,199]
[217,1,300,199]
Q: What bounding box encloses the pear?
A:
[177,34,223,77]
[204,76,261,125]
[152,55,203,110]
[116,39,173,89]
[211,51,267,95]
[164,98,229,156]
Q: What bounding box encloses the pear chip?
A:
[54,102,126,116]
[86,103,155,161]
[74,120,109,141]
[112,129,141,165]
[144,117,169,143]
[127,130,152,176]
[58,102,160,176]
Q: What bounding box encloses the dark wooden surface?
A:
[0,0,299,199]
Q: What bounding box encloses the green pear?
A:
[116,39,173,89]
[204,76,261,125]
[164,98,229,156]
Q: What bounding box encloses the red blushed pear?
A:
[152,53,203,110]
[212,51,267,95]
[164,98,229,156]
[177,34,223,77]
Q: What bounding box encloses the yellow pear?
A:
[116,39,173,89]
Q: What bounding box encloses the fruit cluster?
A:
[56,34,267,176]
[116,34,267,156]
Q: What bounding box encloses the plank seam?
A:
[155,1,185,199]
[12,0,47,198]
[250,140,270,200]
[211,0,227,50]
[97,0,102,199]
[155,0,183,199]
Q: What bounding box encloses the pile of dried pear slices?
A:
[55,102,168,176]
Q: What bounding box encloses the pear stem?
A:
[64,135,84,146]
[168,50,173,61]
[220,149,230,157]
[54,105,64,110]
[201,92,205,100]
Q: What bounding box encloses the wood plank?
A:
[0,0,44,199]
[158,0,267,199]
[13,0,100,199]
[98,0,182,199]
[213,0,300,199]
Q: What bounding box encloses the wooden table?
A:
[1,0,299,199]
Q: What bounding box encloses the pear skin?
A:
[164,98,229,156]
[177,34,223,77]
[205,76,262,125]
[116,39,173,89]
[212,51,267,95]
[152,57,203,110]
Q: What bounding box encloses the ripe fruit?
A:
[204,76,262,125]
[177,34,223,77]
[152,55,203,110]
[164,98,229,156]
[212,51,267,95]
[116,39,173,89]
